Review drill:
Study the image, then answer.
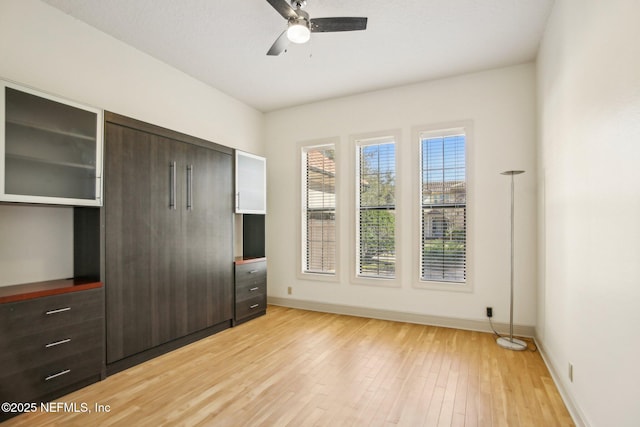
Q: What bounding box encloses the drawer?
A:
[235,294,266,321]
[0,347,103,403]
[235,280,266,302]
[0,318,103,376]
[235,261,267,287]
[0,289,103,337]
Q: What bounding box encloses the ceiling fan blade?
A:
[266,0,299,20]
[267,30,290,56]
[310,17,368,32]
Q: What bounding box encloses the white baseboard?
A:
[267,296,535,337]
[534,333,588,427]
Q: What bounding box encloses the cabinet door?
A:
[235,150,266,213]
[104,122,154,363]
[105,121,234,364]
[105,124,188,362]
[183,144,233,332]
[0,81,103,206]
[148,135,186,344]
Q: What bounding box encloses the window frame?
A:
[351,130,401,288]
[297,138,340,282]
[413,122,473,292]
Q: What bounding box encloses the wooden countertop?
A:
[0,278,103,304]
[234,256,267,265]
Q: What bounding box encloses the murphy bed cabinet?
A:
[103,112,233,374]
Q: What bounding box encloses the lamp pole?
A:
[497,170,527,351]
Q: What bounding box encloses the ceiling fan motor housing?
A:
[288,9,309,27]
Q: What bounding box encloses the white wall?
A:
[0,205,73,285]
[0,0,264,286]
[265,63,538,327]
[537,0,640,425]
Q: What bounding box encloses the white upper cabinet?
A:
[0,81,103,206]
[235,150,266,214]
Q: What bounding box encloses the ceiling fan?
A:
[266,0,368,56]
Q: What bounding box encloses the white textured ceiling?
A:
[42,0,554,112]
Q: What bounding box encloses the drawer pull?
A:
[250,304,260,309]
[249,287,259,292]
[45,338,71,348]
[248,270,258,274]
[45,369,71,381]
[45,307,71,315]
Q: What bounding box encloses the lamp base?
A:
[496,336,527,351]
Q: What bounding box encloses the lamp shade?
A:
[287,22,311,44]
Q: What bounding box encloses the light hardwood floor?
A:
[5,305,573,426]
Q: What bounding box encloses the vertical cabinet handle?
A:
[169,161,176,210]
[186,165,193,211]
[96,176,102,201]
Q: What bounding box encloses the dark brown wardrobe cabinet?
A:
[103,112,234,374]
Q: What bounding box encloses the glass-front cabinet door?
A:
[0,81,103,206]
[235,150,266,214]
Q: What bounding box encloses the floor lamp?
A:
[497,170,527,351]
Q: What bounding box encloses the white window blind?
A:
[303,146,336,274]
[356,139,396,278]
[421,132,466,283]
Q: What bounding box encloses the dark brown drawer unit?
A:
[234,259,266,324]
[0,285,104,420]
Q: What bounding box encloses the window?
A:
[420,130,466,283]
[356,137,396,278]
[302,145,336,274]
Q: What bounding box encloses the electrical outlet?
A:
[568,363,573,382]
[287,286,292,295]
[486,307,493,318]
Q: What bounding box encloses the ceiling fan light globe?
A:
[287,23,311,43]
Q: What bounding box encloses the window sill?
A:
[413,279,473,293]
[297,271,339,283]
[350,275,401,288]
